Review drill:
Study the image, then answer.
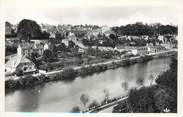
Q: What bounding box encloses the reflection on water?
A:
[5,57,171,112]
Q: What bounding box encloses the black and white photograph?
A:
[1,0,182,116]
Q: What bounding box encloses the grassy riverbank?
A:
[5,50,177,92]
[112,56,177,113]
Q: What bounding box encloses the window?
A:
[23,67,27,71]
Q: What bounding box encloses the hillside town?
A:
[5,20,177,78]
[5,19,178,113]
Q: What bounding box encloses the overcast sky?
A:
[2,0,178,26]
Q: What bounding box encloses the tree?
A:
[40,31,50,39]
[112,99,130,113]
[88,100,99,109]
[80,94,89,109]
[71,106,81,113]
[155,58,177,89]
[121,82,129,90]
[68,40,75,48]
[149,74,154,86]
[136,77,145,86]
[17,19,41,41]
[103,89,109,100]
[43,49,53,62]
[153,88,171,112]
[16,68,24,76]
[128,87,156,112]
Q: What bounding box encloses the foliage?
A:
[155,57,177,90]
[112,22,177,36]
[88,100,100,109]
[5,45,17,56]
[5,74,47,90]
[116,57,178,113]
[39,31,50,39]
[71,106,81,113]
[128,87,156,112]
[121,82,129,90]
[136,77,145,86]
[112,99,130,113]
[80,94,90,108]
[62,68,77,79]
[43,49,57,62]
[17,19,41,41]
[103,89,109,100]
[16,68,24,76]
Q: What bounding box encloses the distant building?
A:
[17,43,34,57]
[161,43,173,49]
[142,35,149,40]
[49,32,56,39]
[131,47,149,56]
[68,32,77,40]
[158,35,165,43]
[5,22,12,35]
[17,42,45,58]
[103,30,116,37]
[62,39,69,46]
[43,43,49,50]
[78,47,85,53]
[87,29,102,39]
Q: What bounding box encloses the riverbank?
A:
[5,50,177,91]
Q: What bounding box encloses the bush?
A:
[71,106,81,113]
[62,68,77,79]
[88,100,100,109]
[112,99,130,113]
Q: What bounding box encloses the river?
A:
[5,57,172,112]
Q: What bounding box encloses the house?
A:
[68,32,77,40]
[160,43,173,49]
[158,35,164,42]
[131,47,149,56]
[5,22,12,35]
[148,45,166,53]
[142,35,149,40]
[78,47,85,53]
[43,43,49,50]
[62,39,69,46]
[87,29,102,38]
[34,43,45,55]
[18,42,45,57]
[49,32,56,39]
[17,43,34,57]
[5,47,36,75]
[103,29,116,37]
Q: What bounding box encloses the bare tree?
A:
[80,94,89,109]
[121,82,129,90]
[71,106,80,113]
[149,74,154,86]
[103,89,109,100]
[136,77,145,86]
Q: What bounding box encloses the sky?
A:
[1,0,179,26]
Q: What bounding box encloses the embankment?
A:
[5,50,177,91]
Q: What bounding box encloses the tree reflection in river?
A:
[5,57,172,112]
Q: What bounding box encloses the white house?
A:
[5,46,36,75]
[43,43,49,50]
[158,35,164,43]
[62,39,69,46]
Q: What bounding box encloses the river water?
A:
[5,57,172,112]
